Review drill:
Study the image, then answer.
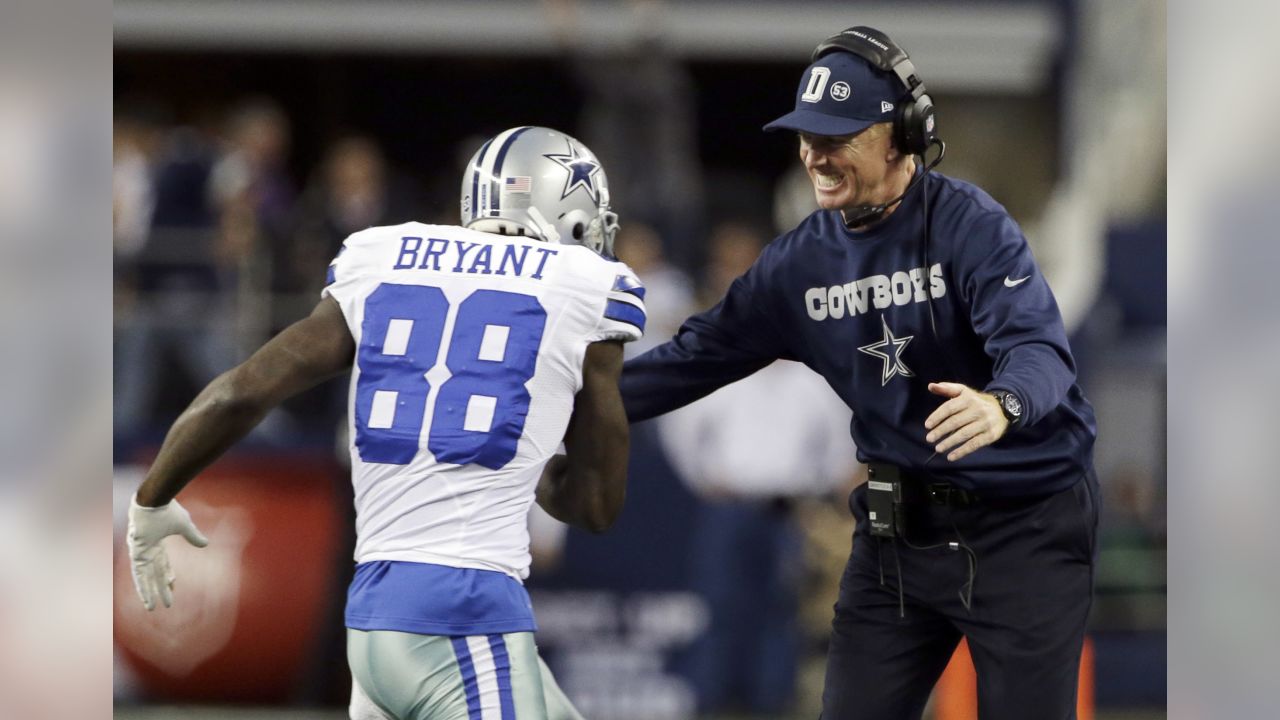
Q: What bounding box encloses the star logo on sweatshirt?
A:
[858,315,915,386]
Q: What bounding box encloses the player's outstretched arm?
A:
[129,297,353,610]
[537,340,629,533]
[134,297,355,508]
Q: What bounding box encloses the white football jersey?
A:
[322,221,644,581]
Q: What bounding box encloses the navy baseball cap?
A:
[763,51,902,137]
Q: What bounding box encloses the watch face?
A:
[1002,393,1022,417]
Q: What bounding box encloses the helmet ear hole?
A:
[572,223,585,241]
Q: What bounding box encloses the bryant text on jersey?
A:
[393,236,560,280]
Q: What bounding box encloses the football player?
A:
[126,127,645,720]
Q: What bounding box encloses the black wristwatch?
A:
[990,390,1023,427]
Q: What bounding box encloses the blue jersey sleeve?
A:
[958,212,1076,427]
[620,253,791,423]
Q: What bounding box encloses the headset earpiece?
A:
[812,26,938,157]
[896,91,935,156]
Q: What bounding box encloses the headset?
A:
[812,26,946,228]
[811,26,937,157]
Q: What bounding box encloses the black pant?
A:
[821,472,1099,720]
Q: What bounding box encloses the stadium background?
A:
[112,1,1166,718]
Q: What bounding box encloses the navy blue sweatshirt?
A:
[621,172,1096,497]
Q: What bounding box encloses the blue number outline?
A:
[353,283,547,469]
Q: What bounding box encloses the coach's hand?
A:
[127,495,209,610]
[923,382,1009,462]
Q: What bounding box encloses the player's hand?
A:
[127,494,209,610]
[923,382,1009,462]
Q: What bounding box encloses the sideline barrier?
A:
[114,453,346,702]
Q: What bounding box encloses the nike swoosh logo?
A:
[1004,275,1031,288]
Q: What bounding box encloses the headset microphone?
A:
[843,138,946,229]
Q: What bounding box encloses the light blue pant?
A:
[347,629,585,720]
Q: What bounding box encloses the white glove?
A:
[127,494,209,610]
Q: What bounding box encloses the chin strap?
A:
[525,206,560,244]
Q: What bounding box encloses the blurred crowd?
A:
[112,81,789,444]
[114,97,441,440]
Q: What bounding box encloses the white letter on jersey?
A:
[801,67,831,103]
[891,271,914,306]
[827,285,847,319]
[908,267,928,302]
[870,275,893,309]
[929,263,946,299]
[805,287,829,321]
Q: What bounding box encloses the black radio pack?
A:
[866,464,907,538]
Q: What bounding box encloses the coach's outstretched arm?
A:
[620,258,789,423]
[128,297,354,609]
[537,340,629,533]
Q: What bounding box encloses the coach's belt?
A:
[898,480,976,507]
[923,483,976,507]
[870,463,977,508]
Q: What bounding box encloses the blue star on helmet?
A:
[544,142,602,203]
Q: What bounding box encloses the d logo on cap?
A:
[801,67,830,103]
[764,52,903,137]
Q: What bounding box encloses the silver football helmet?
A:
[460,126,619,256]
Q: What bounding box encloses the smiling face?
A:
[798,123,912,222]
